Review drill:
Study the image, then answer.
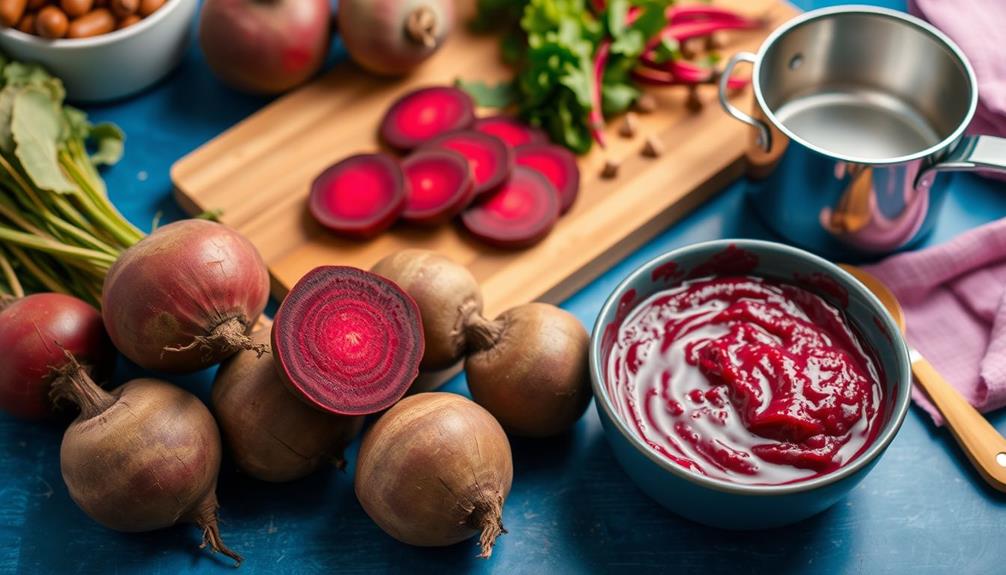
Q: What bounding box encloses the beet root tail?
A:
[193,498,243,567]
[50,349,114,419]
[164,316,269,360]
[474,494,507,559]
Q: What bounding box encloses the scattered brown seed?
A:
[14,12,34,33]
[685,86,703,113]
[601,158,621,179]
[635,93,657,114]
[618,112,638,139]
[642,136,664,158]
[681,38,704,59]
[110,0,137,18]
[706,31,727,51]
[61,0,93,18]
[35,6,68,38]
[116,13,140,29]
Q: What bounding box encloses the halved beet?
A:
[310,153,407,239]
[460,166,560,249]
[474,116,547,148]
[424,130,513,199]
[272,266,425,416]
[380,86,476,151]
[401,149,476,225]
[514,143,581,214]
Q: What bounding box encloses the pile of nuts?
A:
[0,0,166,39]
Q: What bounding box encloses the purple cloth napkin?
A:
[911,0,1006,139]
[864,219,1006,425]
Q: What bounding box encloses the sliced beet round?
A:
[401,149,476,225]
[460,166,560,249]
[273,266,425,416]
[309,153,407,239]
[424,130,513,199]
[474,116,548,148]
[380,86,476,151]
[514,143,581,214]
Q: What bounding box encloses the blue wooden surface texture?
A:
[3,1,1006,573]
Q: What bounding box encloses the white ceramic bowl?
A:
[0,0,197,103]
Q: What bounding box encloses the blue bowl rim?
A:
[588,238,913,496]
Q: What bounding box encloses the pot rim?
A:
[588,238,913,497]
[750,5,979,167]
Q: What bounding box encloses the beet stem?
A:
[193,496,243,567]
[0,250,23,299]
[590,40,611,149]
[406,6,438,49]
[472,494,507,559]
[164,316,268,360]
[0,293,15,312]
[52,350,114,419]
[464,314,505,353]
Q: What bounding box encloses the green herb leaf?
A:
[88,123,125,167]
[455,78,517,109]
[3,62,64,104]
[11,88,75,194]
[0,87,18,153]
[651,36,681,64]
[607,0,629,38]
[602,82,640,116]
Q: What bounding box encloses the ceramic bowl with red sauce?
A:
[589,239,911,529]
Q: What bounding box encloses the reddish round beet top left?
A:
[0,293,112,421]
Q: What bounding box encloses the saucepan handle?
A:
[718,51,771,152]
[917,135,1006,190]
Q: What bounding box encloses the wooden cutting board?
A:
[172,0,798,318]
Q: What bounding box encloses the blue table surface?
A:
[4,1,1006,573]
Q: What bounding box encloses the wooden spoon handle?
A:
[912,355,1006,491]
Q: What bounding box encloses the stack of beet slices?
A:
[308,86,581,249]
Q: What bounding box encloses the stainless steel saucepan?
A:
[718,5,1006,256]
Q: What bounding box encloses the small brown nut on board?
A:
[706,31,727,50]
[642,136,664,158]
[14,11,33,33]
[61,0,93,18]
[618,112,639,139]
[35,6,69,38]
[601,158,621,179]
[110,0,136,18]
[116,13,139,29]
[685,86,703,113]
[67,7,114,38]
[137,0,162,17]
[0,0,27,28]
[635,93,657,114]
[681,37,704,59]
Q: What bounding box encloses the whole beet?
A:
[465,303,592,437]
[56,356,240,564]
[371,250,483,371]
[199,0,331,94]
[213,329,364,482]
[0,293,112,420]
[101,219,270,373]
[339,0,455,76]
[355,392,512,558]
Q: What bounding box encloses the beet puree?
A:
[605,276,883,485]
